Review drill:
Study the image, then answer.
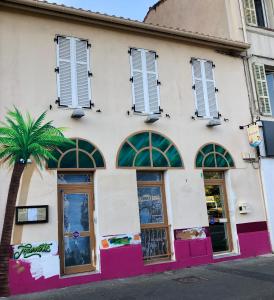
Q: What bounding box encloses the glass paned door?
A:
[204,172,232,254]
[137,172,171,262]
[58,181,95,275]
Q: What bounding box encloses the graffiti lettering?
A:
[13,243,53,259]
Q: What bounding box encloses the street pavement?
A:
[9,255,274,300]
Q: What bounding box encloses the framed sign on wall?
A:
[15,205,49,225]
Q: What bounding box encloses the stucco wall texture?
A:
[144,0,245,42]
[0,8,266,247]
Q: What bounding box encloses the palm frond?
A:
[0,108,72,168]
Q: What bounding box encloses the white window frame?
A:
[56,35,92,109]
[191,58,219,119]
[129,47,161,115]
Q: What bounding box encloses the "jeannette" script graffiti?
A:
[13,243,53,259]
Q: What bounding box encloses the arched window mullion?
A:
[152,147,171,167]
[58,149,75,168]
[133,147,150,167]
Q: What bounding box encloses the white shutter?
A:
[204,61,218,118]
[192,59,218,118]
[244,0,257,26]
[130,48,160,114]
[146,51,160,114]
[130,49,146,113]
[253,63,272,115]
[76,39,91,108]
[192,59,206,117]
[57,36,73,107]
[56,36,91,108]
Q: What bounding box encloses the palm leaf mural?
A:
[0,107,73,297]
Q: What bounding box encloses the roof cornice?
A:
[1,0,250,52]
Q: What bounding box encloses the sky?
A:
[47,0,159,21]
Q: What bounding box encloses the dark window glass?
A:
[255,0,265,27]
[266,71,274,116]
[137,172,162,182]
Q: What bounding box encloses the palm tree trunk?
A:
[0,163,25,297]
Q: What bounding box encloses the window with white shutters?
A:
[253,63,272,115]
[244,0,258,26]
[56,36,92,108]
[191,58,219,119]
[129,48,160,114]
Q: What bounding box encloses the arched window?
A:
[117,131,183,168]
[195,143,235,169]
[47,138,105,170]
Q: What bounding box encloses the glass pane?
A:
[78,139,95,153]
[215,145,226,155]
[64,236,91,267]
[266,72,274,117]
[216,154,229,168]
[165,145,183,168]
[64,193,89,232]
[60,151,77,168]
[78,151,94,169]
[203,172,223,180]
[128,132,149,150]
[205,184,229,253]
[141,228,169,259]
[118,142,136,167]
[58,174,92,184]
[225,152,235,167]
[138,186,164,224]
[134,150,151,167]
[92,150,105,168]
[151,133,170,152]
[152,150,169,167]
[202,144,214,155]
[204,153,216,168]
[137,172,162,182]
[255,0,265,27]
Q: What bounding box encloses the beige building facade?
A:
[0,0,271,295]
[145,0,274,252]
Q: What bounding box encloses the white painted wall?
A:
[260,158,274,251]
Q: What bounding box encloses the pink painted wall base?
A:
[9,225,272,296]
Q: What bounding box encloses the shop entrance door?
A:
[204,171,232,254]
[58,173,96,275]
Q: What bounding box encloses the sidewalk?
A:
[9,255,274,300]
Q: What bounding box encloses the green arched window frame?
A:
[47,138,105,170]
[117,131,184,169]
[195,143,235,169]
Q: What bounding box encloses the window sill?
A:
[59,269,100,279]
[213,251,240,260]
[144,257,174,266]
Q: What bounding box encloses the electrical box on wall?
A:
[238,202,249,214]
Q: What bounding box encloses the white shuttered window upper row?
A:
[55,36,219,119]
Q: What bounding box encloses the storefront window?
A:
[58,173,96,275]
[137,172,170,262]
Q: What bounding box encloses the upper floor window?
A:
[244,0,266,27]
[55,36,92,109]
[191,58,219,119]
[253,63,273,116]
[129,48,161,115]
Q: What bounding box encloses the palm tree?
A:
[0,108,73,297]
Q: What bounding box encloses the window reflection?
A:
[64,237,91,267]
[58,174,92,184]
[64,193,89,232]
[138,186,163,224]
